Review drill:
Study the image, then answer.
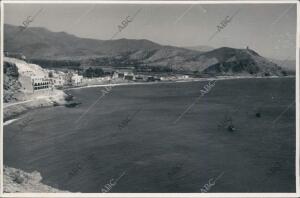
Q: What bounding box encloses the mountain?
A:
[184,45,214,53]
[4,24,162,59]
[200,47,285,76]
[4,24,286,76]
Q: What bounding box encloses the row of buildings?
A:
[4,53,84,93]
[6,54,189,94]
[20,70,84,93]
[23,69,190,93]
[51,71,83,87]
[20,68,141,93]
[5,53,191,93]
[111,69,189,82]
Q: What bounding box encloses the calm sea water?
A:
[4,78,296,192]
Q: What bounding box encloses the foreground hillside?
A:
[4,166,68,193]
[4,24,289,76]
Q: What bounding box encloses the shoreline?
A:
[65,75,295,91]
[3,90,67,123]
[3,75,294,125]
[3,118,20,126]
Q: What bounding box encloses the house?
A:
[177,75,189,80]
[50,71,66,87]
[112,72,119,79]
[18,69,52,93]
[63,72,84,86]
[71,73,83,86]
[114,69,136,81]
[64,72,73,85]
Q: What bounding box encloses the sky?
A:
[4,3,297,60]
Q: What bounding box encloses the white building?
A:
[177,75,189,80]
[63,72,83,86]
[52,77,65,87]
[4,57,53,94]
[31,76,52,91]
[71,73,83,86]
[50,71,66,87]
[18,71,52,93]
[113,69,136,81]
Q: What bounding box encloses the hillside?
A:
[4,24,286,76]
[269,58,296,72]
[200,47,286,76]
[4,24,163,59]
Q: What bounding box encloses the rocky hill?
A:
[4,24,287,76]
[200,47,286,76]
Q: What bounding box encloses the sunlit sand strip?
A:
[3,118,20,126]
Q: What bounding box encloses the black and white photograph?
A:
[1,0,299,196]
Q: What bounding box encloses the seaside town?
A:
[4,52,190,96]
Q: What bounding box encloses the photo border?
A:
[0,0,299,197]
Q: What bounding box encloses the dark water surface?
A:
[4,78,296,192]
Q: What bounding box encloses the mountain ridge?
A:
[4,24,287,76]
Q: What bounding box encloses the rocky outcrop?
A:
[4,61,22,103]
[4,166,68,193]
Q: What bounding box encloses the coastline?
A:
[65,75,295,90]
[4,75,294,123]
[3,89,67,122]
[3,118,20,126]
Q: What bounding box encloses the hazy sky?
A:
[4,3,297,60]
